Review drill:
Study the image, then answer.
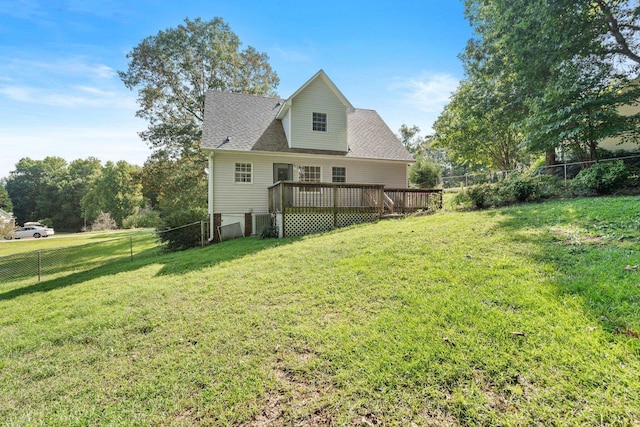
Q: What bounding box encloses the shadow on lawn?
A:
[0,236,297,302]
[489,197,640,335]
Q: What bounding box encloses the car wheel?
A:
[33,233,41,238]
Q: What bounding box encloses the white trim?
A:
[204,147,415,165]
[207,153,215,241]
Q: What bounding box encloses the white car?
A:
[24,222,55,236]
[9,226,50,239]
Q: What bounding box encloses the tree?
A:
[6,157,48,224]
[524,60,640,163]
[397,124,423,157]
[62,158,103,230]
[432,75,525,171]
[81,161,143,228]
[119,17,279,160]
[0,182,12,213]
[453,0,640,167]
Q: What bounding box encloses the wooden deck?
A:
[267,182,443,237]
[268,182,443,215]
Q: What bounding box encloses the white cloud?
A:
[0,83,135,109]
[0,57,116,80]
[389,73,460,113]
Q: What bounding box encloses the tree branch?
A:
[594,0,640,65]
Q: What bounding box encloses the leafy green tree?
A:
[433,75,525,171]
[454,0,640,167]
[6,158,48,224]
[82,161,143,228]
[524,60,640,163]
[398,124,423,157]
[60,158,103,230]
[0,182,12,213]
[119,17,279,160]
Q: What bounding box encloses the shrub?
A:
[409,158,442,188]
[157,208,207,251]
[260,225,278,239]
[574,161,629,195]
[499,173,557,203]
[91,212,117,231]
[465,183,498,209]
[0,221,16,239]
[123,207,161,229]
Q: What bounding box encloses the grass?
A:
[0,230,160,284]
[1,197,640,425]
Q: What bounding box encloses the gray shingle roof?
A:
[201,90,414,162]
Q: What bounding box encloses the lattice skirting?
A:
[282,212,378,237]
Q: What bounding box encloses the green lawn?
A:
[1,197,639,425]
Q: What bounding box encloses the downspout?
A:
[207,152,215,242]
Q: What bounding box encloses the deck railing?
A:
[268,182,385,214]
[383,188,443,214]
[268,182,443,215]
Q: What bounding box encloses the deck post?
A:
[333,185,338,227]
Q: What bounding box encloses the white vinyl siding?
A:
[281,109,291,148]
[212,151,409,214]
[289,77,348,152]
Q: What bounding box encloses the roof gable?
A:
[201,71,414,162]
[276,69,354,120]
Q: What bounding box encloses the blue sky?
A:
[0,0,472,179]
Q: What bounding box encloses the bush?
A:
[123,207,161,229]
[260,225,278,239]
[466,183,499,209]
[498,173,557,203]
[157,208,207,251]
[91,212,117,231]
[409,158,442,188]
[453,173,558,210]
[575,161,629,195]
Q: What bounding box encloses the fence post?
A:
[38,250,41,282]
[200,221,205,247]
[564,164,568,188]
[130,236,133,261]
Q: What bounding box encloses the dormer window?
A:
[312,112,327,132]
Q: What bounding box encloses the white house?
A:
[0,208,14,226]
[201,70,437,241]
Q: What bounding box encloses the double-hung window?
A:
[332,167,346,183]
[299,165,321,192]
[299,165,321,182]
[234,162,252,183]
[312,112,327,132]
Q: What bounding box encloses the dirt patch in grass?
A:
[244,350,335,426]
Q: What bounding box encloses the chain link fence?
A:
[0,221,211,284]
[441,154,640,189]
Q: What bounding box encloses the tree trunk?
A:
[545,147,557,174]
